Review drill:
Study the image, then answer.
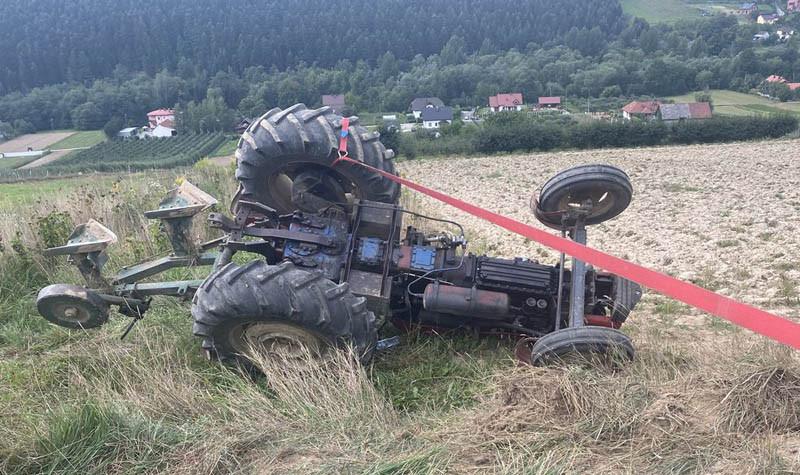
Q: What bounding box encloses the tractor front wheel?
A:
[191,261,377,368]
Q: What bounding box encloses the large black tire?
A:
[235,104,400,214]
[534,164,632,229]
[191,260,377,366]
[531,326,634,366]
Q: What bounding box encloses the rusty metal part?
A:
[423,282,510,319]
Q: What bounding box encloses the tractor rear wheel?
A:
[235,104,400,214]
[191,260,377,368]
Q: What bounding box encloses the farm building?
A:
[421,106,453,129]
[537,97,562,109]
[117,127,139,139]
[622,101,661,121]
[147,108,175,128]
[410,97,445,120]
[489,93,524,112]
[658,103,713,124]
[757,14,779,24]
[737,2,757,15]
[322,94,346,114]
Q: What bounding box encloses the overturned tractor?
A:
[37,104,641,367]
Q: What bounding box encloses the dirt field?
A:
[399,140,800,321]
[19,149,75,168]
[0,131,75,153]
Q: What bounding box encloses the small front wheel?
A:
[530,326,634,366]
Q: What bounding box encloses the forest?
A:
[1,0,800,136]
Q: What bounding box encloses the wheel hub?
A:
[36,284,110,329]
[233,322,322,359]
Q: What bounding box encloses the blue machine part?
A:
[357,238,384,266]
[284,214,349,281]
[410,246,437,271]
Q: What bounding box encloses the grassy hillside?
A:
[668,89,800,116]
[620,0,701,23]
[49,130,106,150]
[1,143,799,473]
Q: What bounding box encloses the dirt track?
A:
[0,132,74,153]
[398,140,800,325]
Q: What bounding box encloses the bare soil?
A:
[18,149,73,168]
[0,132,75,153]
[398,140,800,324]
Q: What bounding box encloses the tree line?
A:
[1,6,800,137]
[0,0,623,94]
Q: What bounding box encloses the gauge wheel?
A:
[36,284,109,329]
[534,164,632,229]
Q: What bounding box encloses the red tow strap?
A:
[333,155,800,350]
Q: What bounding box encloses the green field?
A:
[45,132,226,172]
[620,0,701,23]
[0,155,40,170]
[667,90,800,116]
[209,137,238,157]
[620,1,767,23]
[49,130,106,149]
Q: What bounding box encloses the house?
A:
[410,97,445,120]
[147,108,175,128]
[757,14,779,24]
[753,31,771,41]
[788,0,799,12]
[622,101,661,121]
[117,127,139,139]
[537,97,562,109]
[489,93,524,112]
[421,106,453,129]
[766,74,788,83]
[322,94,346,114]
[738,2,757,15]
[658,103,713,124]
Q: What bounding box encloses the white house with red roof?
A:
[147,108,175,128]
[489,93,524,112]
[622,101,661,121]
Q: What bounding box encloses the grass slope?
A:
[1,148,799,473]
[0,156,41,170]
[669,89,800,116]
[49,130,106,150]
[620,0,700,23]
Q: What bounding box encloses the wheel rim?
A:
[265,163,358,213]
[230,321,324,359]
[37,285,109,329]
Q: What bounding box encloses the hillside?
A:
[0,0,624,94]
[1,141,799,473]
